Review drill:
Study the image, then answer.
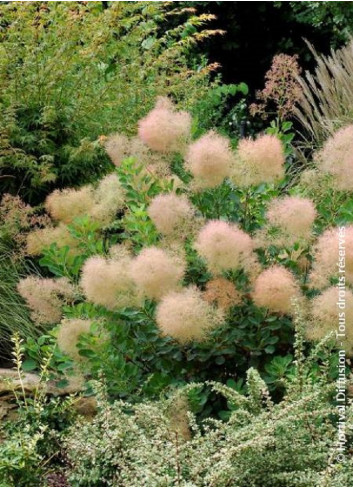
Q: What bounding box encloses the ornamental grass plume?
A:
[80,255,141,310]
[314,125,353,191]
[156,286,224,343]
[45,186,95,224]
[252,265,302,315]
[185,131,233,188]
[17,276,75,324]
[309,226,353,288]
[138,97,191,153]
[203,277,242,311]
[231,134,285,187]
[308,287,353,354]
[194,220,256,274]
[260,196,317,247]
[129,246,185,300]
[147,193,195,238]
[57,318,92,361]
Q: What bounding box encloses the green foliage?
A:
[191,181,279,232]
[0,2,217,203]
[0,424,44,487]
[117,158,172,250]
[72,299,293,405]
[192,82,249,138]
[296,172,353,231]
[285,1,353,46]
[24,333,75,381]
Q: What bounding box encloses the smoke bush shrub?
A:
[18,98,353,407]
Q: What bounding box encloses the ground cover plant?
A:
[63,327,353,487]
[1,321,352,486]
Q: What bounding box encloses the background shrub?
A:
[0,2,219,204]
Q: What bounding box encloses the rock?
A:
[0,368,84,396]
[0,368,91,423]
[0,368,41,393]
[0,399,17,421]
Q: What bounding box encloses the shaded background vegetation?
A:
[184,1,353,89]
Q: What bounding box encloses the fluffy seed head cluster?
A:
[265,196,317,244]
[138,97,191,153]
[308,287,353,353]
[105,132,168,169]
[315,125,353,191]
[45,173,125,226]
[252,265,302,315]
[17,276,75,324]
[108,242,133,260]
[45,186,95,224]
[80,255,141,310]
[168,395,191,441]
[129,247,185,300]
[0,194,52,258]
[26,224,78,256]
[104,133,131,167]
[146,159,179,183]
[57,318,92,361]
[185,131,233,188]
[194,220,255,274]
[203,278,242,310]
[156,286,224,343]
[309,227,353,288]
[147,193,195,237]
[91,173,126,223]
[232,134,285,187]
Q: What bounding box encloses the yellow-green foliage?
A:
[0,2,219,201]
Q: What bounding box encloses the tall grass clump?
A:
[0,242,37,357]
[295,39,353,150]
